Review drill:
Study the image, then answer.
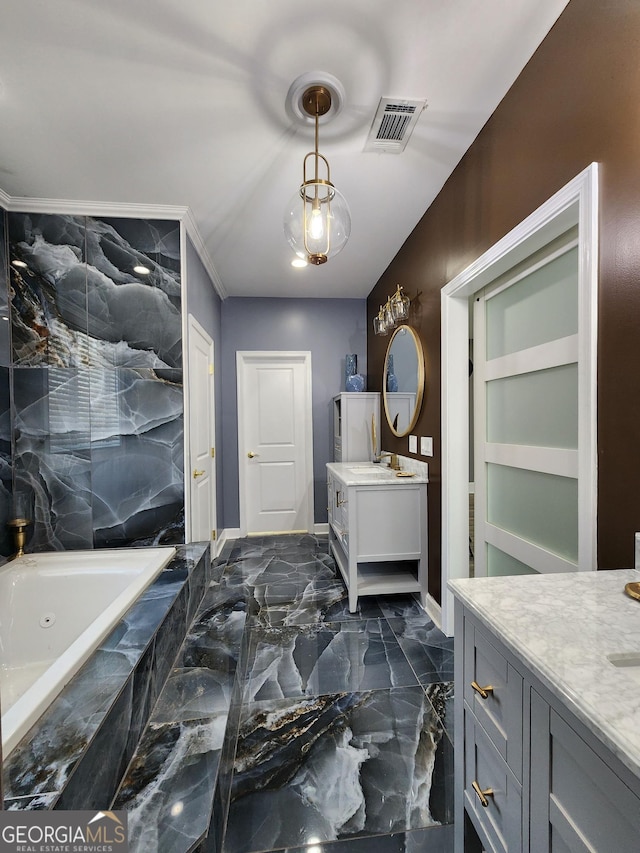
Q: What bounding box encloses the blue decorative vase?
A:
[386,354,398,392]
[345,354,357,388]
[345,354,364,391]
[346,372,365,392]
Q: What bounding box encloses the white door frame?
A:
[440,163,599,635]
[185,314,217,545]
[237,351,314,536]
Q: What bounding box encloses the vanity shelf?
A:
[327,462,427,612]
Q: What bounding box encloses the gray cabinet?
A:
[529,690,640,853]
[455,602,640,853]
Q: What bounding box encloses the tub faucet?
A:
[377,452,401,470]
[7,517,31,561]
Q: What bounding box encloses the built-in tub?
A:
[0,546,176,757]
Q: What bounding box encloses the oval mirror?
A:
[383,325,425,437]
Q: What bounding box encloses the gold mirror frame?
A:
[382,325,425,437]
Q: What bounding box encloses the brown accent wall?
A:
[368,0,640,602]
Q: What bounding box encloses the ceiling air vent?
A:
[364,97,427,153]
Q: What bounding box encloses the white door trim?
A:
[237,351,314,536]
[186,314,217,544]
[440,163,599,635]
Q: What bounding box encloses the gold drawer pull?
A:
[472,780,494,808]
[471,680,494,699]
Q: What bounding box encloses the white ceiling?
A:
[0,0,569,299]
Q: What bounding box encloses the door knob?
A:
[193,468,205,478]
[247,451,258,458]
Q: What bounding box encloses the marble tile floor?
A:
[114,534,455,853]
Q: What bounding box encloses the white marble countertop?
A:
[450,569,640,780]
[327,461,429,486]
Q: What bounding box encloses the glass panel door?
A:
[474,232,582,577]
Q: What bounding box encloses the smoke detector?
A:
[364,97,427,153]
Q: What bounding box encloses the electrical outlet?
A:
[420,436,433,456]
[408,434,417,453]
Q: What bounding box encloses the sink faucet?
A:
[377,452,401,470]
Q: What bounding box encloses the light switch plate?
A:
[420,436,433,456]
[408,434,417,453]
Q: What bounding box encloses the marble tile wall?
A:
[3,212,184,553]
[0,208,12,558]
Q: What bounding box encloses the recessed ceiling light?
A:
[291,258,308,268]
[11,259,27,268]
[133,264,151,275]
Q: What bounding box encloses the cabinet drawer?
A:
[464,711,522,853]
[463,621,523,779]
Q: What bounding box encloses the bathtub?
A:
[0,546,176,757]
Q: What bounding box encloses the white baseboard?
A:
[314,523,329,535]
[213,528,241,557]
[423,593,445,634]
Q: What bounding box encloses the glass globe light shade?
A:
[391,286,410,321]
[284,181,351,265]
[373,307,388,336]
[383,298,396,331]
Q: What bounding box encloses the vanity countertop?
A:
[327,461,429,486]
[450,569,640,780]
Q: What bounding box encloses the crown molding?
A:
[183,208,227,300]
[0,188,227,301]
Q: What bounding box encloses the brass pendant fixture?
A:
[284,79,351,265]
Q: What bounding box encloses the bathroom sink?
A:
[606,652,640,686]
[346,466,397,479]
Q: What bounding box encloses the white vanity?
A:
[326,461,428,612]
[450,570,640,853]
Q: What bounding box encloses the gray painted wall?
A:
[220,297,367,529]
[185,237,224,535]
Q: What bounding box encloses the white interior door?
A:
[474,231,583,576]
[187,315,216,544]
[237,351,313,535]
[441,164,598,634]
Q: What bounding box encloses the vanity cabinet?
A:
[454,601,640,853]
[326,462,427,612]
[333,393,379,462]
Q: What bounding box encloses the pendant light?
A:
[284,83,351,265]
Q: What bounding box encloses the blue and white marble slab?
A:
[424,681,455,743]
[279,824,454,853]
[224,686,450,853]
[7,211,185,548]
[113,716,226,853]
[249,581,385,628]
[244,619,419,702]
[0,207,9,366]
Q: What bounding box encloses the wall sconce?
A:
[373,286,411,335]
[284,78,351,266]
